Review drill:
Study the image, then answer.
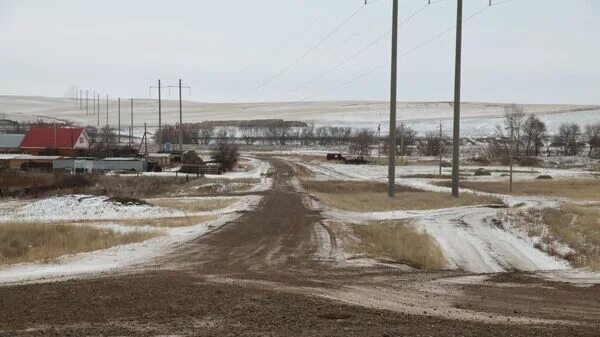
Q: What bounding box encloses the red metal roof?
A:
[20,127,84,148]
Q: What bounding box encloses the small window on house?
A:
[79,137,84,144]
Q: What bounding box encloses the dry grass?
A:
[0,223,158,265]
[115,215,217,228]
[303,180,503,212]
[351,221,445,269]
[438,179,600,201]
[184,178,259,196]
[400,174,452,179]
[150,198,238,212]
[540,204,600,269]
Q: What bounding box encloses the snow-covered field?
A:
[2,95,599,137]
[294,158,599,281]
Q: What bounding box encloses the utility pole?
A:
[79,90,83,109]
[509,122,514,193]
[178,79,183,153]
[451,0,463,198]
[144,122,148,155]
[400,123,405,163]
[118,98,121,144]
[377,124,381,159]
[93,91,96,116]
[105,94,109,128]
[85,90,89,116]
[439,121,443,176]
[97,94,100,127]
[388,0,399,198]
[158,79,162,152]
[130,98,134,147]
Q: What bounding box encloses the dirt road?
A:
[0,158,598,336]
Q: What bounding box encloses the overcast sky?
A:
[0,0,598,104]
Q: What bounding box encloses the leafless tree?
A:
[521,114,547,156]
[197,125,214,145]
[152,124,196,145]
[496,104,526,156]
[555,123,581,156]
[585,123,600,157]
[349,129,375,156]
[211,141,239,171]
[419,131,446,156]
[239,127,258,145]
[266,121,291,145]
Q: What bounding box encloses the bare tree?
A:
[497,104,526,156]
[555,123,582,156]
[265,121,291,145]
[585,123,600,157]
[197,125,214,145]
[349,129,375,156]
[152,124,196,145]
[419,131,446,156]
[211,141,239,171]
[239,127,258,145]
[521,114,547,156]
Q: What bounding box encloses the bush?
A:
[474,168,491,176]
[537,175,553,180]
[211,141,239,171]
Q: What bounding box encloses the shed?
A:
[0,134,25,153]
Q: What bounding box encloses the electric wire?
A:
[300,3,491,101]
[242,3,369,98]
[277,2,436,100]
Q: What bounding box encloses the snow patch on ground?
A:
[0,195,181,223]
[0,194,263,285]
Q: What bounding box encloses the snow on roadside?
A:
[0,195,182,223]
[296,160,576,273]
[0,195,263,285]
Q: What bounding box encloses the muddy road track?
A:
[0,158,598,336]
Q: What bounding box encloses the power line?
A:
[302,3,491,101]
[240,2,370,99]
[278,2,433,100]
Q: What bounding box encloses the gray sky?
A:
[0,0,599,104]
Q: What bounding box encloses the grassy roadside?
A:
[0,223,158,265]
[351,221,445,269]
[437,179,600,201]
[150,198,238,212]
[303,180,503,212]
[539,204,600,269]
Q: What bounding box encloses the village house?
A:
[20,127,90,156]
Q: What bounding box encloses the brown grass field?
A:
[437,178,600,201]
[302,180,503,212]
[150,198,238,212]
[351,221,445,269]
[540,204,600,269]
[113,215,217,228]
[0,223,158,265]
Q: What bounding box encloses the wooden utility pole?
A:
[85,90,89,116]
[400,123,405,163]
[439,121,443,175]
[451,0,463,198]
[105,94,109,128]
[130,98,134,147]
[97,94,100,127]
[388,0,399,198]
[118,98,121,144]
[178,79,183,153]
[158,79,162,152]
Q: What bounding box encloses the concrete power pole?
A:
[106,94,109,128]
[451,0,463,198]
[388,0,399,198]
[85,90,89,116]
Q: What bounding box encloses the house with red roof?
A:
[20,127,90,156]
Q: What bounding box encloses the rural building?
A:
[0,154,62,171]
[0,134,25,153]
[20,127,90,156]
[147,153,171,167]
[53,157,148,173]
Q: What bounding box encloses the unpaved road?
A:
[0,158,599,336]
